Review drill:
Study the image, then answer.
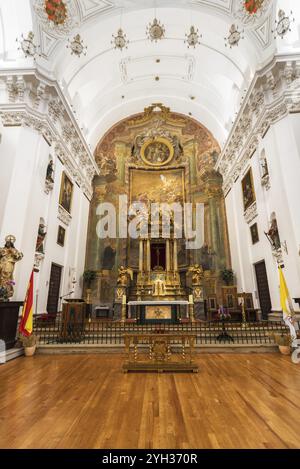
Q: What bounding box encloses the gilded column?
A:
[139,238,143,271]
[146,239,151,271]
[173,239,178,271]
[166,239,170,271]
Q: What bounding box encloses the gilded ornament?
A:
[141,137,174,167]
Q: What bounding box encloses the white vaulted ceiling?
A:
[1,0,300,150]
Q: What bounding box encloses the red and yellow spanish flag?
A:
[19,271,34,337]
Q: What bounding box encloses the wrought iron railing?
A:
[32,314,295,346]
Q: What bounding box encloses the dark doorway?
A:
[151,243,166,270]
[46,263,62,313]
[254,260,272,320]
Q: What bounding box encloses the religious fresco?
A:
[141,137,174,167]
[85,104,231,305]
[130,169,184,205]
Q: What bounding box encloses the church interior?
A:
[1,0,300,452]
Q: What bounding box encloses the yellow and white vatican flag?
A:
[278,266,298,342]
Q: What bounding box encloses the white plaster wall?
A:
[225,114,300,313]
[0,125,90,314]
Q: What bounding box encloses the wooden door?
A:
[254,260,272,320]
[46,263,62,313]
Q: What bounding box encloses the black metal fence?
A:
[32,314,294,346]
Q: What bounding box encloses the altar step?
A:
[268,311,300,322]
[0,346,24,364]
[36,343,278,355]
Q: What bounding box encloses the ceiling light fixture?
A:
[112,7,129,51]
[146,3,165,42]
[67,34,87,57]
[147,17,165,42]
[16,32,38,58]
[225,24,244,48]
[272,10,295,39]
[185,26,202,48]
[112,28,129,50]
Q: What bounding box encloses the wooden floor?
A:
[0,353,300,449]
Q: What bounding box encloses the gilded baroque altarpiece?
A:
[85,104,231,304]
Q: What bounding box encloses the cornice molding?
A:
[216,56,300,196]
[0,70,98,200]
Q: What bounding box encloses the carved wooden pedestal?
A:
[0,302,23,350]
[123,333,199,373]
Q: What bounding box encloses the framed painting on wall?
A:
[250,223,259,244]
[57,225,66,247]
[59,172,73,214]
[241,168,256,211]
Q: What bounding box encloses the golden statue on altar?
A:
[0,235,23,298]
[117,266,133,287]
[188,264,204,286]
[152,276,166,297]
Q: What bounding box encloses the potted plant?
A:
[19,333,37,357]
[83,270,96,304]
[220,268,234,286]
[272,333,291,355]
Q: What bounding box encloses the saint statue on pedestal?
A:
[0,235,23,298]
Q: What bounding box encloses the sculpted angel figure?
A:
[117,266,133,287]
[188,264,204,286]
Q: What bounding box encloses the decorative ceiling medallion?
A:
[111,28,129,51]
[234,0,272,27]
[33,0,77,37]
[146,18,165,42]
[185,26,202,48]
[17,32,38,58]
[225,24,244,48]
[141,137,174,167]
[244,0,264,15]
[45,0,67,25]
[67,34,87,57]
[272,10,295,39]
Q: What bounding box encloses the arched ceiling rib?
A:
[1,0,299,150]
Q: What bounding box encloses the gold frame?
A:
[141,137,174,167]
[59,171,73,214]
[241,167,256,211]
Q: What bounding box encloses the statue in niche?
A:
[117,266,133,287]
[35,223,47,253]
[260,156,269,178]
[46,159,54,182]
[265,217,281,251]
[0,235,23,298]
[102,245,116,270]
